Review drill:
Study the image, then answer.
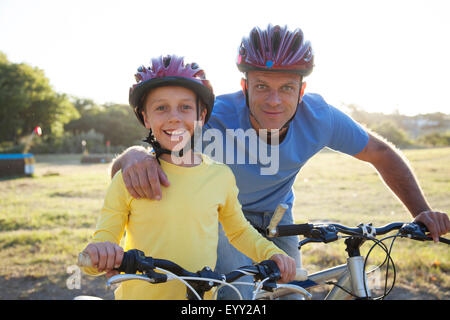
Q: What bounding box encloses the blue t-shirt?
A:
[202,90,369,217]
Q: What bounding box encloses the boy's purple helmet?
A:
[129,55,215,125]
[237,24,314,77]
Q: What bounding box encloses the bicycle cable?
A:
[154,267,202,300]
[252,277,272,300]
[324,280,360,298]
[325,233,396,299]
[362,233,400,300]
[382,233,400,299]
[212,268,269,300]
[155,267,244,300]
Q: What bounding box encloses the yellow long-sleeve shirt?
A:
[83,154,285,299]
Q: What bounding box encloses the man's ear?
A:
[299,82,307,103]
[240,78,247,97]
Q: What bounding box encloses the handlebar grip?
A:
[276,224,313,237]
[77,252,93,268]
[435,237,450,245]
[267,204,288,237]
[294,268,308,281]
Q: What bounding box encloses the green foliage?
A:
[0,53,147,153]
[30,129,104,153]
[64,99,148,149]
[0,52,79,143]
[0,141,25,153]
[0,52,8,64]
[347,104,450,148]
[418,132,450,147]
[371,121,413,147]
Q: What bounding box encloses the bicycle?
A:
[76,205,449,300]
[76,248,310,300]
[263,204,450,300]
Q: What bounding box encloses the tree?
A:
[371,121,413,148]
[418,132,450,147]
[64,101,147,147]
[0,52,79,143]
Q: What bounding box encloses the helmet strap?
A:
[242,75,262,126]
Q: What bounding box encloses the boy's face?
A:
[142,86,206,152]
[246,71,306,131]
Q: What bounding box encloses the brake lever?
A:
[399,222,428,241]
[298,238,323,248]
[107,274,156,287]
[399,222,450,244]
[254,260,281,292]
[412,222,450,244]
[311,225,339,242]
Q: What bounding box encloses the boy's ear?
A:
[197,106,208,126]
[141,110,150,129]
[199,107,208,125]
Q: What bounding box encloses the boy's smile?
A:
[163,129,187,136]
[162,128,189,140]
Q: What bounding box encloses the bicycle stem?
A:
[347,256,371,299]
[344,236,365,257]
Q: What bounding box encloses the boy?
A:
[81,55,295,299]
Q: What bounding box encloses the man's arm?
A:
[353,131,450,242]
[110,146,169,199]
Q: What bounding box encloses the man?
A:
[111,25,449,299]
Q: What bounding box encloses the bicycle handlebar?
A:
[77,249,308,299]
[272,221,450,246]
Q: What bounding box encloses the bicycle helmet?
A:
[237,24,314,76]
[128,55,215,161]
[129,55,215,126]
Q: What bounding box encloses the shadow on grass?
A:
[0,274,114,300]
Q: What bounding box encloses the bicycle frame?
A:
[295,256,370,300]
[261,205,386,300]
[255,256,370,300]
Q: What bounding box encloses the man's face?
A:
[246,71,304,131]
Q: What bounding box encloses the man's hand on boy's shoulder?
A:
[117,146,170,200]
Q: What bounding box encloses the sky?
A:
[0,0,449,116]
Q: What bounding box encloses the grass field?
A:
[0,148,449,299]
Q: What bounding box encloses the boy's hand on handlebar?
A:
[414,210,450,243]
[269,254,296,283]
[83,242,124,277]
[121,148,170,200]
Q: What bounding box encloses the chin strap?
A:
[143,127,202,164]
[142,130,178,164]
